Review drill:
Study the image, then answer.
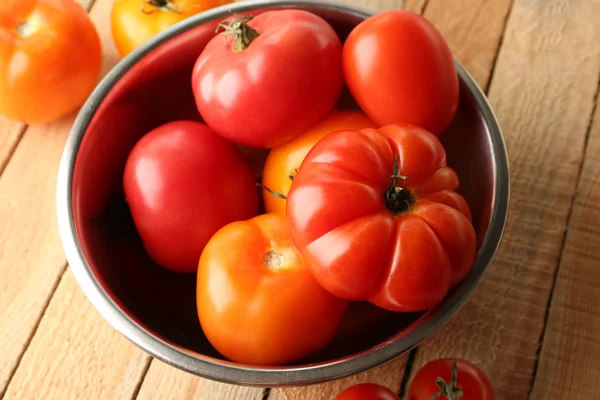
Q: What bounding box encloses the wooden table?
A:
[1,0,599,399]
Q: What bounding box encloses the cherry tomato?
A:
[261,110,376,214]
[192,10,343,148]
[111,0,232,57]
[336,383,400,400]
[123,121,258,273]
[196,213,349,366]
[0,0,102,124]
[343,10,459,136]
[287,124,476,312]
[407,359,494,400]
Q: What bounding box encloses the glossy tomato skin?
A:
[407,359,494,400]
[111,0,232,57]
[262,110,376,214]
[192,10,343,148]
[123,121,258,273]
[196,213,349,366]
[336,383,400,400]
[0,0,102,124]
[343,10,458,136]
[287,124,476,312]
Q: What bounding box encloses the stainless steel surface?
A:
[56,0,509,386]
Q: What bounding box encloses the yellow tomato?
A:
[111,0,233,57]
[261,110,376,214]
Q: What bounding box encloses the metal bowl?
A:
[56,0,509,387]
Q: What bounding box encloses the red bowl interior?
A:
[71,8,494,367]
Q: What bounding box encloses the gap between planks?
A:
[527,65,600,399]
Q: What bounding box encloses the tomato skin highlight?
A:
[123,121,258,273]
[111,0,232,57]
[192,10,344,148]
[261,109,376,214]
[343,10,459,136]
[286,124,476,312]
[335,383,400,400]
[407,359,495,400]
[196,213,349,366]
[0,0,102,124]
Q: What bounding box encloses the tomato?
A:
[123,121,258,273]
[261,110,376,214]
[286,124,476,312]
[343,10,459,136]
[407,359,494,400]
[192,11,343,148]
[111,0,232,57]
[335,383,400,400]
[196,213,349,366]
[0,0,102,124]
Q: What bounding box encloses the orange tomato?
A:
[196,213,349,366]
[261,110,376,214]
[0,0,102,124]
[111,0,233,57]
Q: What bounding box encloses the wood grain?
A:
[529,54,600,400]
[407,1,600,399]
[3,269,150,400]
[423,0,513,90]
[137,359,264,400]
[0,0,124,396]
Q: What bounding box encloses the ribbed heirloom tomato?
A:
[192,10,343,148]
[196,213,348,366]
[0,0,102,124]
[343,10,459,136]
[287,124,476,312]
[261,110,375,214]
[111,0,232,57]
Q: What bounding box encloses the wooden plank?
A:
[529,81,600,398]
[423,0,513,90]
[404,0,427,13]
[271,0,513,397]
[407,1,600,399]
[3,269,150,400]
[0,0,124,396]
[136,359,264,400]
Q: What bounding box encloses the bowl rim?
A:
[56,0,510,387]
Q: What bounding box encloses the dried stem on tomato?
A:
[431,360,464,400]
[386,154,415,215]
[256,183,287,200]
[216,15,260,52]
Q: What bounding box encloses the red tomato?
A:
[123,121,258,273]
[196,213,349,366]
[192,11,343,148]
[0,0,102,124]
[286,124,476,312]
[343,10,459,136]
[407,359,494,400]
[336,383,400,400]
